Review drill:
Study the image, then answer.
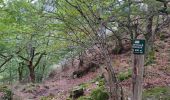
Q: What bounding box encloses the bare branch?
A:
[0,56,13,69]
[34,52,46,68]
[18,55,29,61]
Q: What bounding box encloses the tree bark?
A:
[18,65,24,82]
[28,61,35,83]
[132,55,144,100]
[132,35,145,100]
[100,42,121,100]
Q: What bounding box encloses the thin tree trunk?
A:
[101,44,121,100]
[29,67,35,83]
[28,61,35,83]
[79,53,84,67]
[145,15,154,53]
[18,66,24,82]
[40,63,46,82]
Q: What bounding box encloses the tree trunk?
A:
[117,37,124,54]
[40,63,46,82]
[29,67,35,83]
[18,66,24,82]
[98,18,122,100]
[132,55,144,100]
[105,54,121,100]
[28,61,35,83]
[79,53,84,67]
[145,15,154,53]
[101,45,122,100]
[132,34,145,100]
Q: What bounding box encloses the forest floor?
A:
[11,32,170,100]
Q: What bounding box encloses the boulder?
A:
[72,62,99,78]
[70,86,84,99]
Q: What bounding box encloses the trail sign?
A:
[132,35,145,100]
[132,39,145,54]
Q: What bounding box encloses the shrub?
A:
[90,87,109,100]
[118,69,132,81]
[92,75,105,87]
[145,50,156,66]
[0,85,12,100]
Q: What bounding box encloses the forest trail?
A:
[12,69,99,100]
[12,32,170,100]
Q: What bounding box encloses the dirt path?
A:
[12,69,99,100]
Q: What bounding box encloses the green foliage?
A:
[78,83,88,89]
[0,0,169,87]
[40,95,55,100]
[92,75,105,87]
[77,96,92,100]
[118,69,132,81]
[90,87,109,100]
[143,87,170,100]
[0,85,12,100]
[77,87,109,100]
[145,50,156,66]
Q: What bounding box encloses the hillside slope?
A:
[12,30,170,100]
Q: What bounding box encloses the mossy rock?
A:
[70,86,84,99]
[0,85,13,100]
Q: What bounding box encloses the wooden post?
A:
[132,34,145,100]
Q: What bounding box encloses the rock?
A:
[155,41,166,49]
[70,86,84,99]
[28,95,37,99]
[72,62,99,78]
[44,85,49,89]
[73,74,77,79]
[160,33,170,41]
[95,81,99,85]
[128,97,131,100]
[72,70,84,78]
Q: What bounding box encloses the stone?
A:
[155,41,166,49]
[44,85,49,89]
[70,86,84,99]
[95,81,99,85]
[72,62,99,78]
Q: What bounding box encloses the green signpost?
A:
[132,36,145,100]
[132,39,145,54]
